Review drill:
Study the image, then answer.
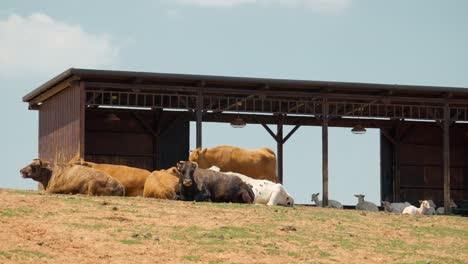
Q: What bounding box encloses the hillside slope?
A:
[0,189,467,263]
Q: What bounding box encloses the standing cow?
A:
[189,145,277,182]
[176,161,254,204]
[20,159,125,196]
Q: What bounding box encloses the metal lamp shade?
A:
[230,117,246,128]
[351,124,366,134]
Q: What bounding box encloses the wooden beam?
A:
[259,122,278,141]
[84,81,468,105]
[282,123,301,144]
[131,111,158,137]
[322,99,329,207]
[196,91,203,148]
[31,77,79,105]
[393,121,401,202]
[78,81,86,160]
[380,129,397,145]
[277,119,284,184]
[443,105,451,214]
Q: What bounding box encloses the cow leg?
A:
[87,180,98,196]
[195,187,211,202]
[266,190,280,206]
[240,190,253,204]
[194,192,211,202]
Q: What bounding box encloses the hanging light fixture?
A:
[230,116,246,128]
[106,113,120,121]
[351,123,366,134]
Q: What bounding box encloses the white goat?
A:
[436,200,457,215]
[402,200,432,215]
[382,201,411,214]
[311,193,343,209]
[354,194,379,212]
[208,166,294,207]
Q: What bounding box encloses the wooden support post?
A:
[322,99,329,207]
[277,118,284,184]
[196,90,203,149]
[443,105,451,214]
[393,140,401,202]
[390,121,402,203]
[259,117,301,184]
[153,110,162,170]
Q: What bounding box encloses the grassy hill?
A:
[0,189,467,263]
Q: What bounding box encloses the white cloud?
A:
[0,13,120,77]
[175,0,351,12]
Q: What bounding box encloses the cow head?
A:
[285,196,294,207]
[176,161,198,187]
[166,167,180,177]
[188,148,207,163]
[20,159,50,180]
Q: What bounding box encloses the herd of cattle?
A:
[19,145,455,213]
[20,146,293,206]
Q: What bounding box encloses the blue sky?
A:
[1,0,467,205]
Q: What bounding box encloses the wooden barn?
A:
[23,68,468,213]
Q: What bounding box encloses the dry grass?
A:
[0,188,467,264]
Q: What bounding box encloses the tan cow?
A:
[82,162,151,197]
[189,145,277,182]
[143,167,179,199]
[20,159,125,196]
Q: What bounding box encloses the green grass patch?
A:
[0,207,33,217]
[182,255,201,261]
[64,223,111,231]
[0,249,48,259]
[318,250,331,258]
[409,226,468,238]
[120,239,143,245]
[46,196,96,206]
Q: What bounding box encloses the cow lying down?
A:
[20,159,125,196]
[209,166,294,207]
[143,167,180,199]
[176,161,254,204]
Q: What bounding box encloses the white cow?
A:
[208,166,294,207]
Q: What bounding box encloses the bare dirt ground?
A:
[0,188,467,264]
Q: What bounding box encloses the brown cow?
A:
[20,159,125,196]
[189,145,277,182]
[143,167,179,199]
[78,161,150,196]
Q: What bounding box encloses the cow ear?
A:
[176,161,184,171]
[192,162,198,169]
[42,161,50,167]
[202,148,207,153]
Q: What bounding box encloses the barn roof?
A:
[23,68,468,103]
